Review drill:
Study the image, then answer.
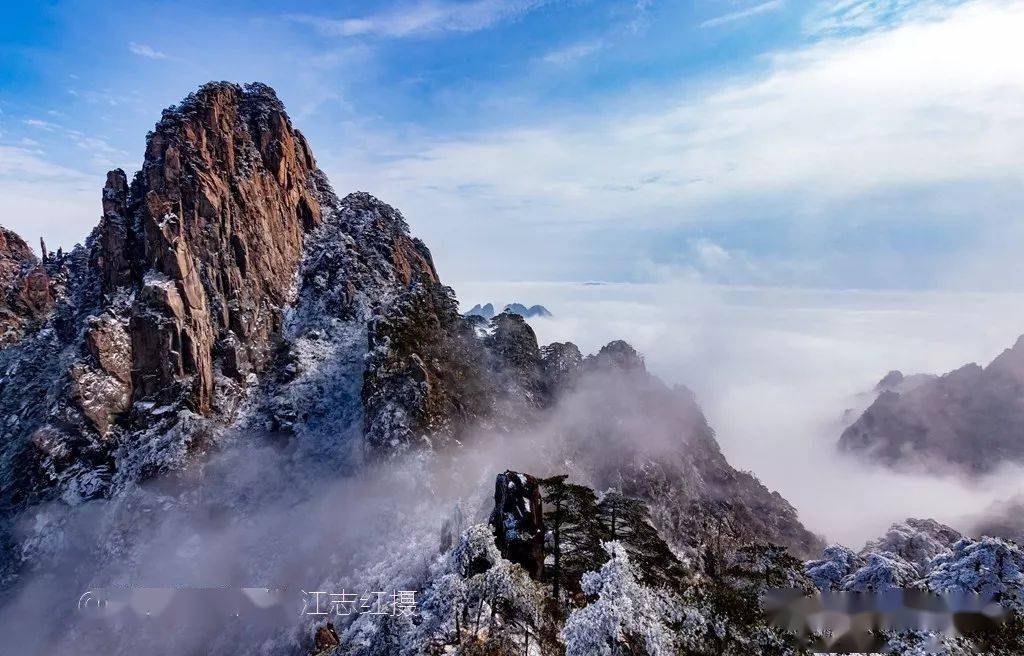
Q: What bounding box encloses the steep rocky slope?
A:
[840,336,1024,474]
[332,469,814,656]
[0,83,443,517]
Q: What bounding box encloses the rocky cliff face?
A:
[840,335,1024,474]
[542,341,823,559]
[0,228,53,347]
[108,81,328,416]
[0,82,444,516]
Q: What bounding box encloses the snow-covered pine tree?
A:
[597,490,684,588]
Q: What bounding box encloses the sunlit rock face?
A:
[840,335,1024,475]
[0,227,52,347]
[0,83,446,513]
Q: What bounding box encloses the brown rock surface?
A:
[114,82,325,414]
[0,227,52,347]
[0,82,447,508]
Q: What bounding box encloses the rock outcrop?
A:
[0,82,446,514]
[0,228,53,347]
[489,470,545,579]
[112,81,326,415]
[840,335,1024,474]
[467,302,552,319]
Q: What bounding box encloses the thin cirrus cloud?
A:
[128,41,168,59]
[287,0,550,38]
[700,0,785,28]
[806,0,968,35]
[541,39,606,66]
[0,145,96,252]
[0,145,91,180]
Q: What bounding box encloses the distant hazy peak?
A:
[466,302,552,319]
[840,332,1024,475]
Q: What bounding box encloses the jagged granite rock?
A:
[362,282,489,453]
[488,470,545,579]
[584,339,645,373]
[535,338,824,559]
[0,83,445,515]
[0,228,35,286]
[540,341,582,397]
[874,369,936,394]
[840,335,1024,474]
[118,81,328,415]
[467,303,552,319]
[0,227,53,347]
[486,312,546,413]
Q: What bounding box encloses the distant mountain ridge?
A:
[840,335,1024,475]
[467,302,552,319]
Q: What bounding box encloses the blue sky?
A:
[1,0,1022,289]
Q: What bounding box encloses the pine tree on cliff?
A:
[540,475,605,608]
[598,489,684,588]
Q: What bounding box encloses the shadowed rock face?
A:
[489,470,545,580]
[840,335,1024,475]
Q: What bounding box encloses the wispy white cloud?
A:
[23,118,58,131]
[128,42,167,59]
[0,145,99,250]
[806,0,967,35]
[541,39,605,66]
[0,144,91,180]
[66,87,133,107]
[701,0,784,28]
[328,0,1024,282]
[288,0,549,38]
